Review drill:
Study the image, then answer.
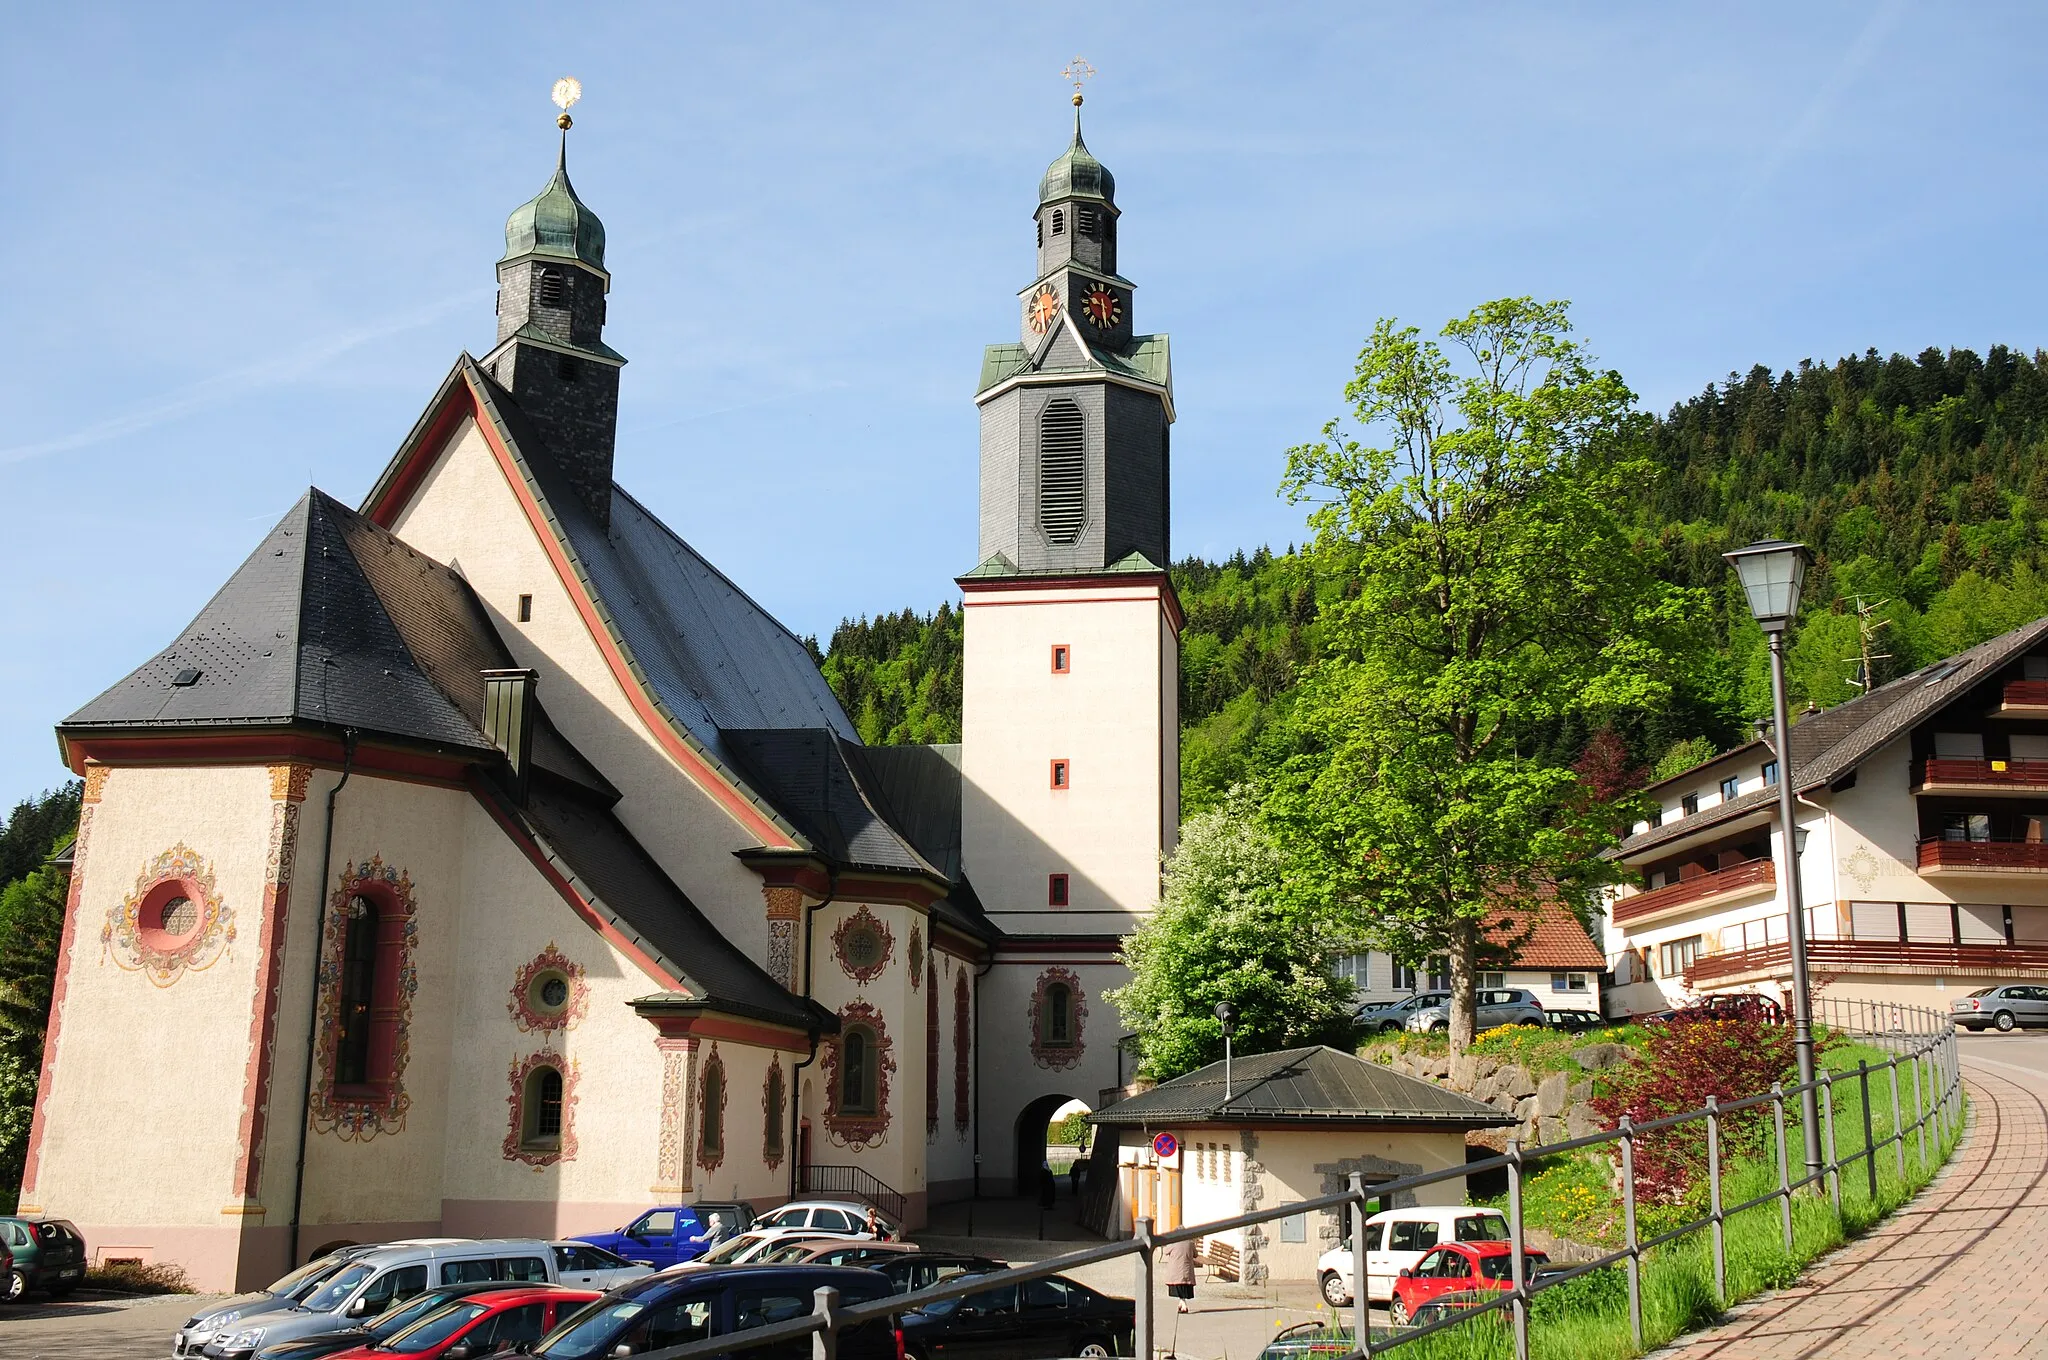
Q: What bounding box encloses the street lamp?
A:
[1724,539,1822,1187]
[1215,1001,1237,1102]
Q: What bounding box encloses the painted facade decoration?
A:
[503,1050,580,1168]
[823,1001,895,1149]
[653,1039,696,1197]
[925,958,940,1135]
[697,1043,729,1173]
[1028,967,1088,1071]
[762,1055,786,1170]
[908,926,924,986]
[509,942,588,1035]
[831,906,893,986]
[953,969,971,1136]
[308,857,420,1141]
[102,844,235,986]
[232,764,311,1201]
[763,885,802,990]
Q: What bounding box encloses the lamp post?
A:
[1724,539,1822,1186]
[1215,1001,1237,1102]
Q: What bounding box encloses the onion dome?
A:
[1038,110,1115,206]
[502,138,607,272]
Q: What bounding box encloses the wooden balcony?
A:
[1614,857,1775,925]
[1916,757,2048,795]
[1689,937,2048,986]
[1917,837,2048,874]
[2001,680,2048,711]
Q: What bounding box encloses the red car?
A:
[327,1286,599,1359]
[1389,1241,1548,1327]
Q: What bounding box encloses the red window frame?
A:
[1047,873,1070,907]
[1050,759,1070,790]
[330,883,408,1098]
[1050,644,1071,674]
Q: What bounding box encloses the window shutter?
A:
[1039,400,1085,544]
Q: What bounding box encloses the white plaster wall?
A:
[975,955,1127,1196]
[961,585,1171,934]
[807,901,927,1212]
[925,948,979,1198]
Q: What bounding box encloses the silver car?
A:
[1356,992,1450,1033]
[1405,988,1546,1032]
[1953,984,2048,1032]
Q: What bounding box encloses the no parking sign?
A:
[1152,1131,1179,1160]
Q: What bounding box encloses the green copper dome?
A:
[502,139,606,272]
[1038,112,1115,206]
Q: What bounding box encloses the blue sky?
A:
[4,2,2045,803]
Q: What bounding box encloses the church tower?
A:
[960,91,1180,939]
[482,113,625,526]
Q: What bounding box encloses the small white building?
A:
[1088,1046,1512,1284]
[1332,903,1607,1016]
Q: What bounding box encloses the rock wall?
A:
[1375,1042,1637,1150]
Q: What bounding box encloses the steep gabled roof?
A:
[1618,614,2048,858]
[1486,901,1605,971]
[1089,1046,1513,1128]
[720,729,943,878]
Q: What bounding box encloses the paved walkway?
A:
[1657,1032,2048,1360]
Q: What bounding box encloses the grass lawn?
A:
[1374,1036,1965,1360]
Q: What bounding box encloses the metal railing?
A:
[631,999,1963,1360]
[798,1164,908,1223]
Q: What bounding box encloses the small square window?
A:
[1681,793,1700,816]
[517,594,533,623]
[1051,645,1071,674]
[1719,776,1741,800]
[1648,807,1664,828]
[1047,873,1069,907]
[1050,759,1070,790]
[1762,761,1778,786]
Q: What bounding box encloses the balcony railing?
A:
[1916,837,2048,872]
[2003,680,2048,707]
[1688,936,2048,985]
[1614,856,1774,924]
[1917,757,2048,790]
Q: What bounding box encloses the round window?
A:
[159,896,197,936]
[843,927,882,970]
[529,970,572,1015]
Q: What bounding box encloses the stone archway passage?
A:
[1655,1037,2048,1359]
[1015,1092,1086,1201]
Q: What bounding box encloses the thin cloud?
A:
[0,288,487,465]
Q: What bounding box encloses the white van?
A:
[199,1238,559,1358]
[1316,1206,1510,1306]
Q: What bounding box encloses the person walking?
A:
[1161,1237,1197,1313]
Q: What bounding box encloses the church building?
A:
[19,92,1179,1291]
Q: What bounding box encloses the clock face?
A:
[1082,286,1122,330]
[1027,287,1062,335]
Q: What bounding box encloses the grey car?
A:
[1405,989,1546,1032]
[1953,984,2048,1032]
[1356,993,1451,1033]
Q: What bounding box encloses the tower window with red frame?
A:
[1050,759,1070,790]
[1051,644,1071,674]
[1048,873,1070,907]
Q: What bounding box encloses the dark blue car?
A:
[532,1265,898,1360]
[572,1206,713,1269]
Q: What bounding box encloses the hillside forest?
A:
[819,344,2048,811]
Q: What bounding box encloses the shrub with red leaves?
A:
[1589,1015,1801,1203]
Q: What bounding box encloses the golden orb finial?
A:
[552,76,582,131]
[1063,57,1095,107]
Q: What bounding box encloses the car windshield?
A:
[761,1243,814,1263]
[382,1301,489,1353]
[701,1234,765,1264]
[534,1299,650,1359]
[1454,1215,1510,1242]
[302,1262,374,1313]
[268,1257,346,1296]
[369,1291,469,1339]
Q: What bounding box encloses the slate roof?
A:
[1090,1046,1513,1129]
[721,729,943,878]
[977,332,1171,397]
[1616,615,2048,859]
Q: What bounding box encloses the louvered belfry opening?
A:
[1039,399,1086,545]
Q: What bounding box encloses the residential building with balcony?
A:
[1603,616,2048,1017]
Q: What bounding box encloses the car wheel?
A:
[1,1270,25,1304]
[1389,1297,1411,1327]
[1075,1337,1114,1358]
[1430,1021,1448,1033]
[1379,1021,1402,1034]
[1319,1271,1351,1308]
[1995,1011,2018,1033]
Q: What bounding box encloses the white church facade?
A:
[20,96,1177,1291]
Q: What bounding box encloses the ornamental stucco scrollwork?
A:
[308,857,419,1142]
[823,1001,896,1150]
[1028,966,1088,1071]
[763,1054,787,1170]
[503,1051,580,1168]
[509,942,589,1035]
[953,969,971,1137]
[908,926,924,987]
[102,844,236,987]
[696,1043,730,1174]
[831,906,894,986]
[653,1040,696,1196]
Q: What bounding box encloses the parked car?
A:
[897,1271,1133,1360]
[179,1248,386,1357]
[571,1206,711,1269]
[689,1201,758,1235]
[660,1231,807,1273]
[1389,1241,1549,1327]
[1954,984,2048,1032]
[0,1215,85,1301]
[866,1253,1009,1296]
[1405,990,1545,1033]
[1407,1288,1509,1328]
[550,1242,655,1290]
[202,1239,559,1359]
[254,1283,512,1360]
[325,1286,598,1360]
[531,1265,899,1360]
[1354,993,1449,1034]
[1541,1010,1608,1034]
[750,1200,890,1241]
[756,1239,921,1266]
[1316,1205,1511,1307]
[1254,1322,1367,1360]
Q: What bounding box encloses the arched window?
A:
[701,1062,725,1157]
[1050,208,1065,236]
[764,1063,785,1162]
[841,1025,877,1115]
[1038,399,1085,545]
[521,1064,564,1148]
[335,895,379,1087]
[1042,983,1074,1048]
[539,268,567,307]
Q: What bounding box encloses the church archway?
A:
[1014,1093,1091,1201]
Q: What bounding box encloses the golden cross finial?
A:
[1063,57,1096,107]
[552,77,583,130]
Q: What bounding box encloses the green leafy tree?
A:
[1108,799,1357,1080]
[0,859,69,1202]
[1270,298,1701,1053]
